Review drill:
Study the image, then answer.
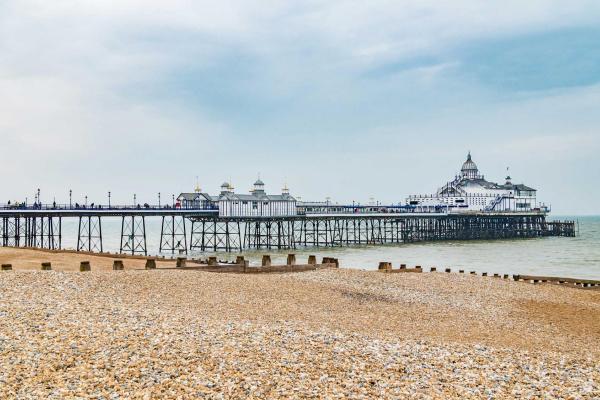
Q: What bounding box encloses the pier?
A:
[0,204,575,255]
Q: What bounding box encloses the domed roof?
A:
[254,179,264,186]
[221,182,230,188]
[461,152,478,172]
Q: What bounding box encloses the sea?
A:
[57,216,600,280]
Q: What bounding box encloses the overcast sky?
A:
[1,1,599,214]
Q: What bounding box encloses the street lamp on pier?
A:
[158,192,161,207]
[133,194,137,206]
[69,190,72,208]
[37,188,40,205]
[172,194,175,207]
[85,195,88,207]
[108,191,111,208]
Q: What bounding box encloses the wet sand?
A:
[0,248,599,398]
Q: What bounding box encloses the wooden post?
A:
[378,262,392,272]
[208,256,217,266]
[470,271,476,275]
[1,264,12,271]
[430,267,436,272]
[459,270,464,274]
[400,264,406,269]
[308,255,316,265]
[445,268,451,273]
[235,255,245,265]
[145,259,156,269]
[262,255,272,267]
[41,262,52,271]
[80,261,91,272]
[113,260,124,270]
[503,274,509,279]
[482,272,487,277]
[287,254,296,265]
[176,257,187,268]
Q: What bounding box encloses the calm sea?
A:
[58,216,600,280]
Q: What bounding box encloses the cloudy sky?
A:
[1,1,599,214]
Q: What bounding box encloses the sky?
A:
[1,0,599,215]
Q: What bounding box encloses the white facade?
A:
[407,153,541,213]
[218,180,297,217]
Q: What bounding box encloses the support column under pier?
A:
[190,218,242,252]
[159,215,187,254]
[77,216,102,252]
[120,215,146,255]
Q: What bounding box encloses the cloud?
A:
[1,0,600,213]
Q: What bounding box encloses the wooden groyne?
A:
[377,262,599,288]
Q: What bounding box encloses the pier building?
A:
[179,179,297,217]
[218,179,296,217]
[407,153,540,213]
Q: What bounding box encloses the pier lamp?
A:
[108,192,111,208]
[172,194,175,207]
[37,188,40,204]
[85,195,88,206]
[134,194,137,206]
[69,190,72,208]
[158,192,161,207]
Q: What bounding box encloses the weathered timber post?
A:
[445,268,451,273]
[287,254,296,266]
[430,267,437,272]
[41,262,52,271]
[262,255,272,267]
[145,259,157,269]
[235,255,245,265]
[482,272,488,277]
[470,271,476,275]
[1,264,12,271]
[308,255,316,265]
[459,270,464,274]
[400,264,406,269]
[208,256,218,266]
[176,257,186,268]
[113,260,124,270]
[378,262,392,272]
[80,261,91,272]
[493,273,500,278]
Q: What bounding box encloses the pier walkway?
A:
[0,204,575,255]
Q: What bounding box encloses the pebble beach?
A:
[1,249,599,398]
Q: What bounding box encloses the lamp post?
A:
[69,190,72,209]
[133,194,136,207]
[37,188,40,205]
[158,192,161,207]
[108,191,111,208]
[172,194,175,207]
[85,195,88,207]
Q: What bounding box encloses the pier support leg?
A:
[159,216,187,254]
[77,216,103,252]
[120,215,146,255]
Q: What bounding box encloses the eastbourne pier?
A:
[0,204,575,255]
[0,154,577,255]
